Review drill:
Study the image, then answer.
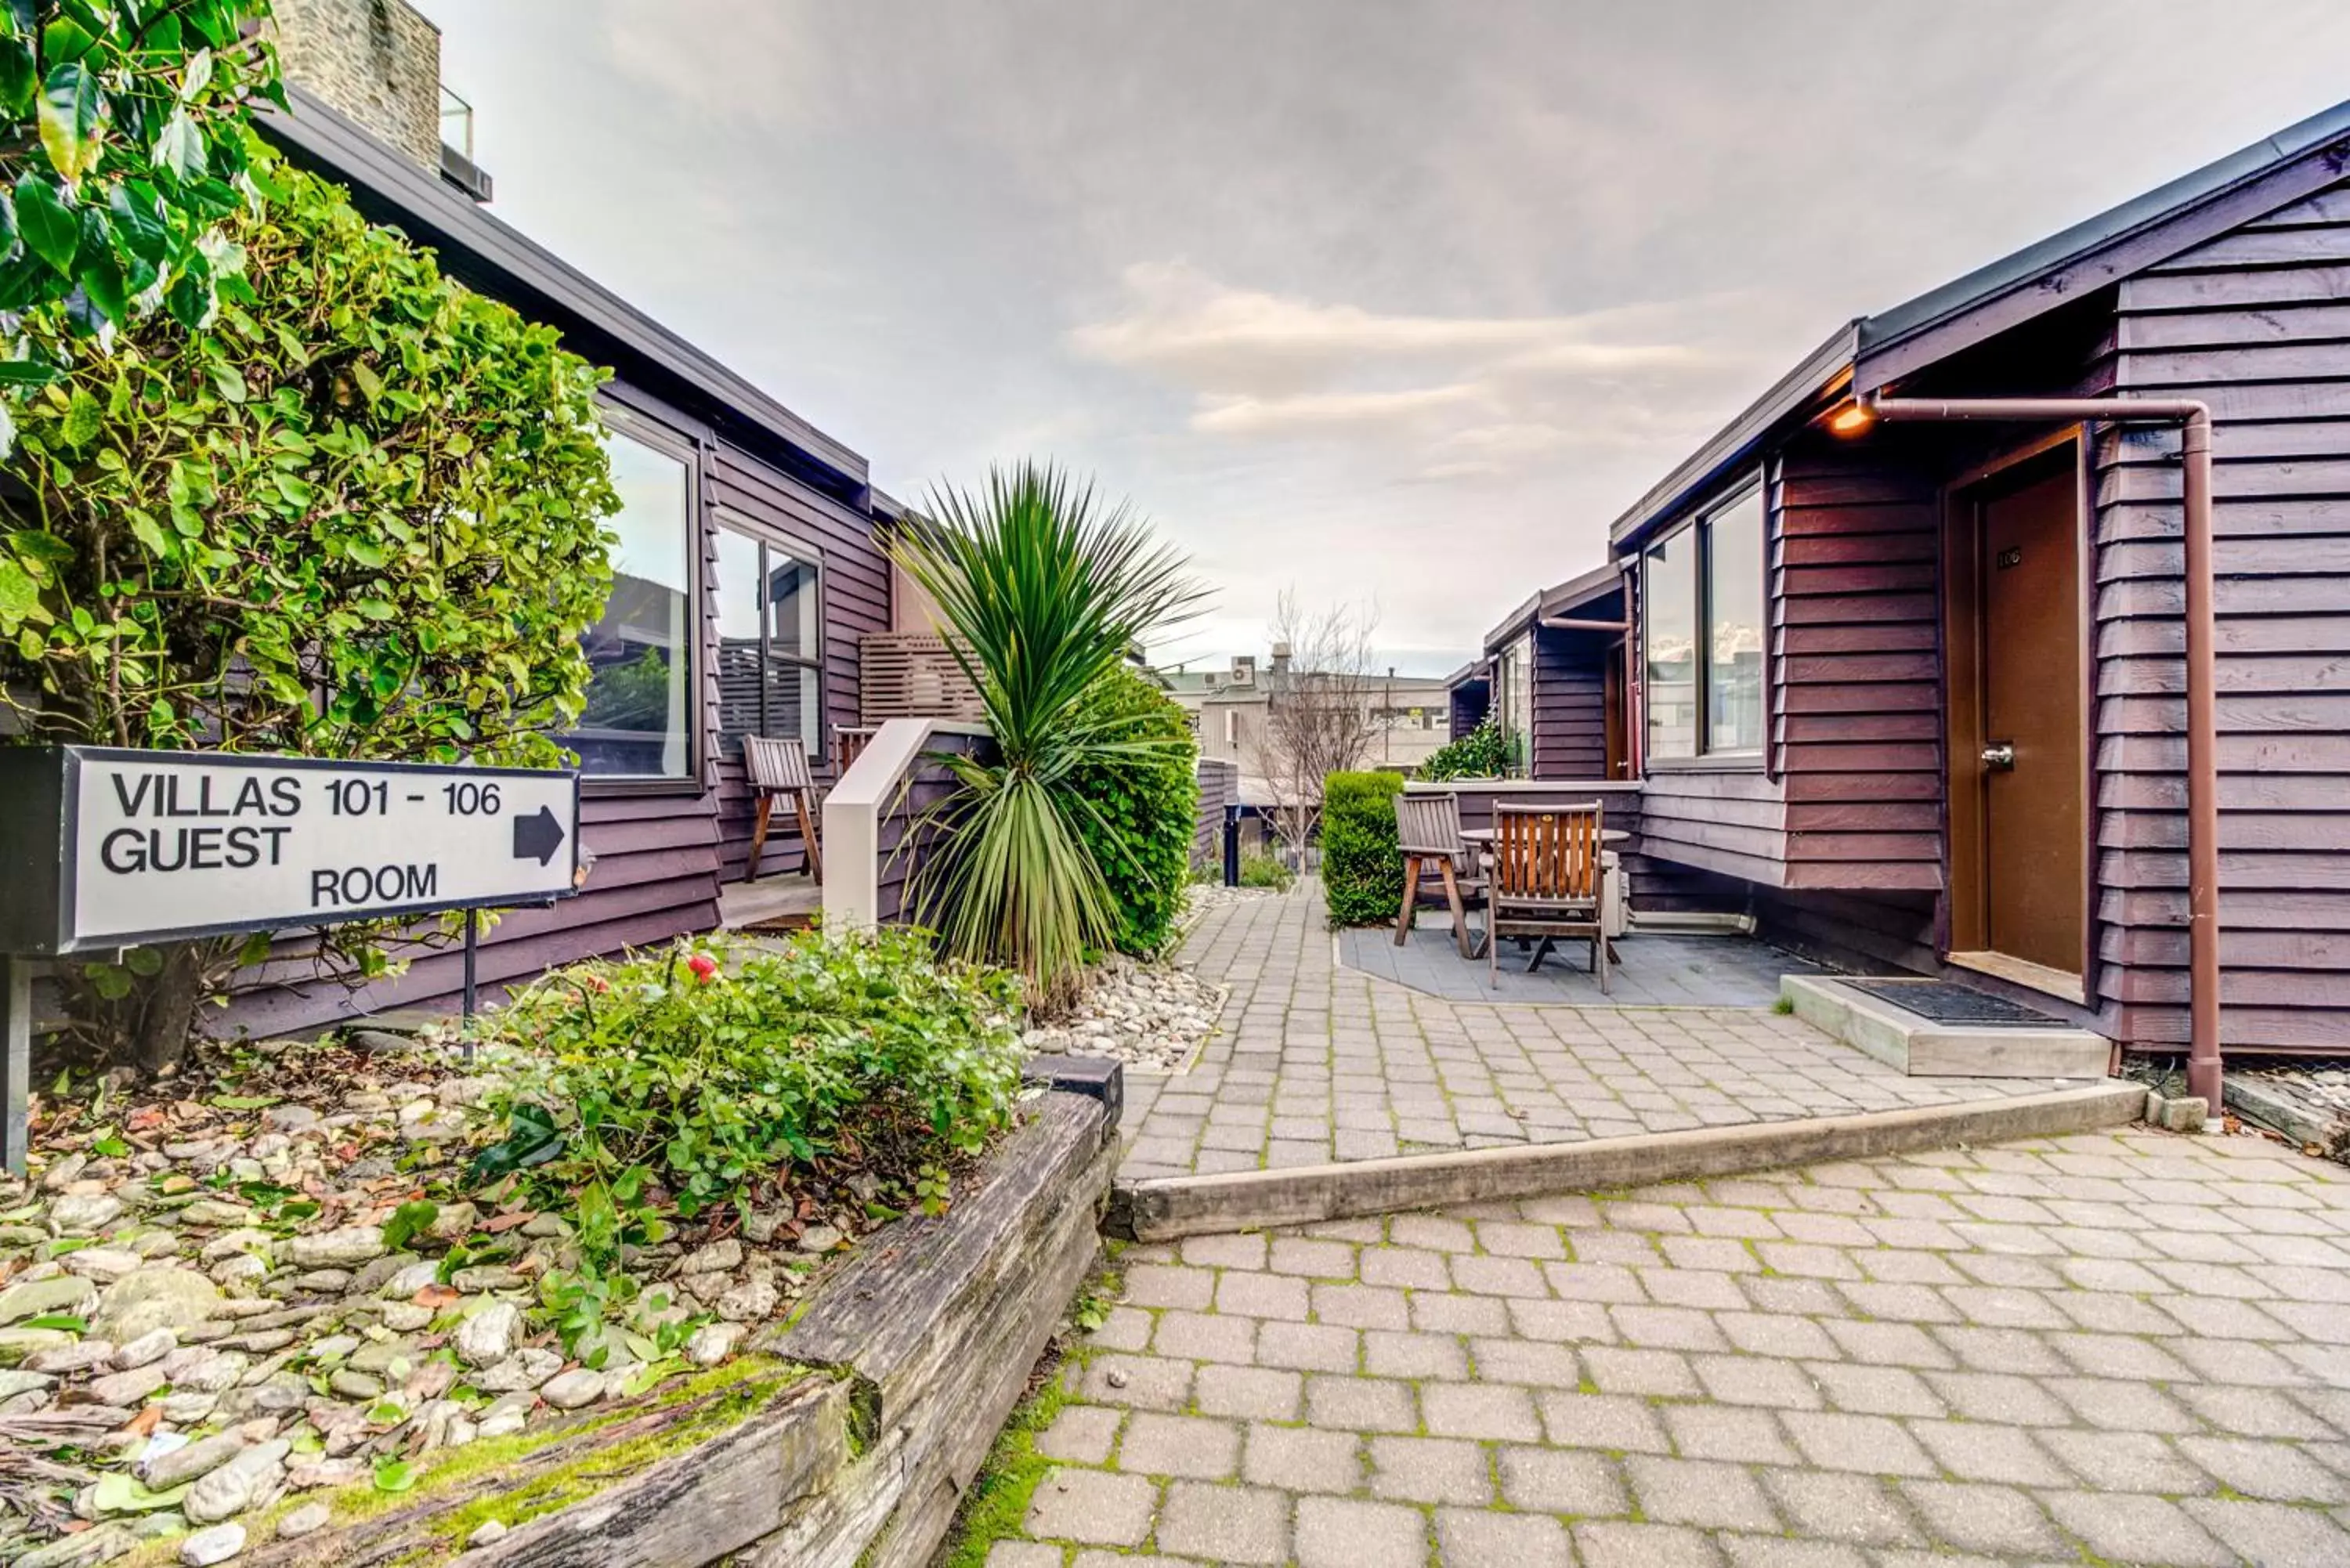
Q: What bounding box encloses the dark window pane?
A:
[1501,634,1533,775]
[1645,531,1697,760]
[1705,489,1766,753]
[714,527,765,757]
[714,521,824,759]
[767,548,820,663]
[564,428,692,778]
[763,661,822,753]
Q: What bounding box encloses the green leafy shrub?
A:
[1,145,618,1068]
[1422,717,1509,781]
[1068,667,1198,958]
[0,2,284,449]
[472,929,1025,1253]
[1321,770,1406,927]
[1238,851,1295,891]
[1187,846,1296,891]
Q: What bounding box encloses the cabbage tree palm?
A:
[892,462,1205,1004]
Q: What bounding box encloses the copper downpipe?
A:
[1861,395,2222,1109]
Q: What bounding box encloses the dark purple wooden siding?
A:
[1770,440,1947,891]
[1530,627,1609,779]
[2095,178,2350,1052]
[1448,681,1488,741]
[225,790,722,1038]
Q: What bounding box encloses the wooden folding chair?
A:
[743,734,822,882]
[1394,793,1486,959]
[1488,800,1607,992]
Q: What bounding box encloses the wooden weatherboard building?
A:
[1448,562,1632,782]
[229,38,900,1035]
[1487,97,2350,1062]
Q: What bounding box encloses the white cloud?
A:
[1191,384,1487,437]
[1069,262,1764,480]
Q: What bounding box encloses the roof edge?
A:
[1538,560,1626,618]
[1860,96,2350,356]
[259,85,871,490]
[1606,321,1858,547]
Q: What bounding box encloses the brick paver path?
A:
[1120,887,2082,1183]
[998,1125,2350,1566]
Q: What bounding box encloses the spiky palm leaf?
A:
[892,461,1206,1003]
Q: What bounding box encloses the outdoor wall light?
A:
[1827,400,1877,436]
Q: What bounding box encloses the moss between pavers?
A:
[935,1248,1125,1568]
[114,1358,818,1567]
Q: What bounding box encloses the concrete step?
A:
[1784,974,2110,1079]
[1107,1081,2147,1241]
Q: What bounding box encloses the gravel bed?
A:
[0,1041,899,1565]
[1022,955,1227,1074]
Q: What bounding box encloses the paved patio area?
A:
[1343,920,1823,1006]
[1119,886,2092,1184]
[999,1125,2350,1567]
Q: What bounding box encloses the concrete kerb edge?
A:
[1105,1079,2146,1241]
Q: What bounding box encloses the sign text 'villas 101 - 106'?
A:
[0,747,582,956]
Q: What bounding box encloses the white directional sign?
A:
[0,747,582,955]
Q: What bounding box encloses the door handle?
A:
[1981,742,2016,771]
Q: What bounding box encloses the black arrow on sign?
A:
[512,805,566,866]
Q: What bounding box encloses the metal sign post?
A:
[0,746,585,1175]
[3,957,28,1179]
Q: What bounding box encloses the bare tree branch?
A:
[1247,587,1382,857]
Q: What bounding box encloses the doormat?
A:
[1842,978,2066,1028]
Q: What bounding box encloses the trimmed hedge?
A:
[1069,667,1200,957]
[1321,770,1407,927]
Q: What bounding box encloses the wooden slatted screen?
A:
[858,632,985,724]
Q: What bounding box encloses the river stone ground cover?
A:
[0,1028,1007,1566]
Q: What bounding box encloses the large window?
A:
[715,518,823,757]
[563,423,695,779]
[1644,529,1697,760]
[1497,634,1533,775]
[1644,481,1764,761]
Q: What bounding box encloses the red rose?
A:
[686,953,719,984]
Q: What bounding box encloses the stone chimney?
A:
[272,0,444,170]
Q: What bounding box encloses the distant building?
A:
[1158,650,1452,803]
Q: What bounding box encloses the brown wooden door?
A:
[1975,464,2084,975]
[1603,641,1629,779]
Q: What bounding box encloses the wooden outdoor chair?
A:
[743,734,822,883]
[1488,800,1608,992]
[1394,793,1486,959]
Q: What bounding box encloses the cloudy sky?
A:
[426,2,2350,673]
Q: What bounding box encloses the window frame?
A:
[574,403,707,797]
[1498,631,1535,777]
[713,508,827,764]
[1643,475,1767,772]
